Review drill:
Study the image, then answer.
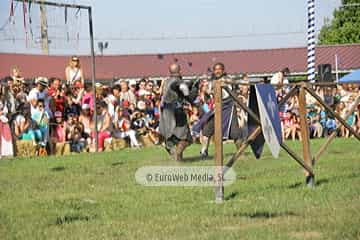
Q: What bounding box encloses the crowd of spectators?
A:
[0,58,359,158]
[277,84,360,140]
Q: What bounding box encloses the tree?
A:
[318,0,360,45]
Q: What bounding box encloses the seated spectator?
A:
[189,105,200,142]
[323,87,335,108]
[324,117,337,137]
[50,111,67,154]
[112,84,121,105]
[13,104,41,146]
[319,108,327,130]
[145,81,155,99]
[119,80,136,107]
[102,87,116,117]
[51,111,66,142]
[79,104,93,138]
[68,123,86,153]
[47,77,62,97]
[2,77,16,114]
[113,106,141,148]
[153,98,161,119]
[281,111,291,140]
[131,110,146,131]
[64,92,81,118]
[91,101,112,152]
[341,109,356,138]
[31,99,50,146]
[65,113,87,152]
[0,90,13,158]
[143,106,160,145]
[50,82,66,113]
[288,96,299,116]
[71,80,85,104]
[136,78,148,97]
[82,83,95,111]
[309,112,323,138]
[284,112,301,141]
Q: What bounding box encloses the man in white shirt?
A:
[271,67,290,85]
[28,77,52,118]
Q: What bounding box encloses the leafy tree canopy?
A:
[318,0,360,45]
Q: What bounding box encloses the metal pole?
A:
[15,0,89,9]
[307,0,316,82]
[88,7,98,152]
[14,0,98,151]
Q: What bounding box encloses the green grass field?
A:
[0,138,359,240]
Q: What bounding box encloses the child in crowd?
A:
[113,106,141,148]
[31,99,50,146]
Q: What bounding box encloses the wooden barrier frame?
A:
[214,80,360,202]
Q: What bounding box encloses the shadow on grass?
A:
[225,191,239,201]
[55,213,97,225]
[288,173,360,189]
[182,155,213,162]
[231,211,298,219]
[111,162,124,167]
[50,166,65,172]
[288,178,329,189]
[224,152,251,158]
[288,182,304,189]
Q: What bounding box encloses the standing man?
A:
[270,67,290,85]
[193,62,247,157]
[28,77,52,118]
[159,63,199,161]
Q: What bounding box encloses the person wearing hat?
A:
[128,79,137,95]
[65,56,84,85]
[28,77,52,117]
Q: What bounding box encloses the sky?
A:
[0,0,342,55]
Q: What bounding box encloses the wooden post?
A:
[214,80,224,203]
[39,0,49,54]
[298,84,314,187]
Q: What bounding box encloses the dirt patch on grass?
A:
[221,222,267,231]
[290,231,322,239]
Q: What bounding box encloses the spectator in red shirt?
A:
[81,83,94,111]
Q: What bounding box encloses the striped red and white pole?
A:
[307,0,316,82]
